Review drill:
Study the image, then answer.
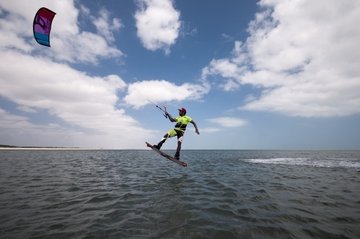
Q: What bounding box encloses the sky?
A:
[0,0,359,149]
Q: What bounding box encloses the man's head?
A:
[178,107,187,116]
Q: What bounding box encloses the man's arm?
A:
[165,112,177,122]
[191,120,200,135]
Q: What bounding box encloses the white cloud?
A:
[208,117,247,128]
[0,108,30,129]
[124,80,210,108]
[0,108,77,147]
[202,0,360,117]
[200,127,221,133]
[0,49,153,148]
[92,8,122,43]
[135,0,181,54]
[0,0,123,64]
[0,107,144,148]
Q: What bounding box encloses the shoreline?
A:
[0,147,101,151]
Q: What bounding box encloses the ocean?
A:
[0,149,359,239]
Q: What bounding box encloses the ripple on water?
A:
[0,150,359,239]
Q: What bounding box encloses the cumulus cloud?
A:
[0,50,152,148]
[124,80,210,108]
[207,117,247,128]
[200,127,221,133]
[91,8,122,43]
[0,107,148,148]
[135,0,181,54]
[202,0,360,117]
[0,108,30,129]
[0,108,77,147]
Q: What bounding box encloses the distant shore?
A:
[0,145,131,150]
[0,145,85,150]
[0,147,103,151]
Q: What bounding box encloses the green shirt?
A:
[174,115,192,131]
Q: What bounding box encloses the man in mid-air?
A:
[153,107,200,160]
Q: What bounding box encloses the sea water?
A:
[0,150,359,239]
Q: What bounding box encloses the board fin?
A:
[146,142,187,167]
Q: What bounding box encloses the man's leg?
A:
[154,133,168,149]
[174,131,183,159]
[174,141,182,159]
[155,129,177,149]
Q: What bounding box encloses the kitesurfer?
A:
[153,107,200,159]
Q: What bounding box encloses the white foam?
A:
[247,158,360,168]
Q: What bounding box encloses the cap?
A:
[178,107,187,114]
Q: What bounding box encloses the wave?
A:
[246,157,360,168]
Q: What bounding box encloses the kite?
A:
[33,7,56,47]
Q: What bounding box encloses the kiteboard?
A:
[146,142,187,167]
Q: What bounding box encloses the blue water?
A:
[0,150,359,239]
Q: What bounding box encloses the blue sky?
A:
[0,0,359,149]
